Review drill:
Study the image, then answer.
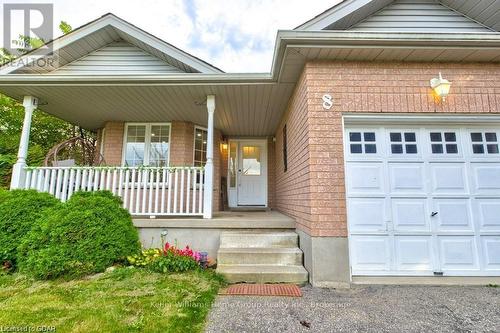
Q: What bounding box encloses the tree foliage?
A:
[0,21,94,188]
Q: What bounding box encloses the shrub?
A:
[0,190,60,269]
[19,191,140,279]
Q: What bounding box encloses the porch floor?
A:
[133,211,295,229]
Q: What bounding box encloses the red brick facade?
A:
[275,61,500,238]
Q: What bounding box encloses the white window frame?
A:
[193,125,208,167]
[121,122,172,167]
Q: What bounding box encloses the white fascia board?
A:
[276,30,500,45]
[343,113,500,125]
[295,0,376,31]
[0,14,222,75]
[0,73,273,86]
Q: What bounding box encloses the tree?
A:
[0,21,93,188]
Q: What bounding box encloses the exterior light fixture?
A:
[430,72,451,101]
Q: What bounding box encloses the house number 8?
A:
[322,94,333,110]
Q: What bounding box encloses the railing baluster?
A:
[124,169,130,210]
[180,169,185,214]
[61,169,69,202]
[112,170,118,195]
[105,169,111,190]
[24,169,32,189]
[36,169,44,191]
[67,169,75,200]
[160,169,166,214]
[43,169,50,192]
[147,169,153,214]
[118,169,124,197]
[154,169,160,214]
[198,169,204,214]
[173,169,179,214]
[75,169,82,193]
[130,169,136,214]
[86,169,93,191]
[167,171,172,214]
[192,169,197,214]
[186,169,191,214]
[94,169,100,191]
[55,169,63,199]
[142,170,148,214]
[135,170,142,214]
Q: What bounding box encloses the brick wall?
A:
[101,122,125,166]
[267,137,276,209]
[276,61,500,237]
[170,121,195,166]
[275,71,313,233]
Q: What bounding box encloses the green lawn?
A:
[0,268,224,332]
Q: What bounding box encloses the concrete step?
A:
[216,264,308,284]
[219,231,298,248]
[218,247,303,265]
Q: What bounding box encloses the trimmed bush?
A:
[19,191,140,279]
[0,190,60,269]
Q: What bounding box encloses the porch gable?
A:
[296,0,496,32]
[0,13,223,75]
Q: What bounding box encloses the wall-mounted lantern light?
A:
[430,72,451,101]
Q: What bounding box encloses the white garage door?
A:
[344,125,500,276]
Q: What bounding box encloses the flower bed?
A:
[127,243,207,273]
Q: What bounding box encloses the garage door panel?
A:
[434,199,473,232]
[392,199,430,232]
[388,163,425,194]
[475,199,500,232]
[346,162,384,195]
[346,125,500,277]
[350,236,391,271]
[430,163,468,195]
[394,236,433,271]
[470,164,500,195]
[481,237,500,270]
[438,236,479,271]
[348,198,386,232]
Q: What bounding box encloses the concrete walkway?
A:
[205,285,500,332]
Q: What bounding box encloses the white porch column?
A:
[203,95,215,218]
[10,96,38,189]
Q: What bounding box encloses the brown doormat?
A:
[220,284,302,297]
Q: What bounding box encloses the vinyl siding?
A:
[349,0,492,32]
[51,41,185,75]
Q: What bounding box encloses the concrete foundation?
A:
[297,230,351,288]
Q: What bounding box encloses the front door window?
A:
[242,146,261,176]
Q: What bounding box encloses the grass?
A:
[0,267,225,332]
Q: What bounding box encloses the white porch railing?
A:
[23,166,205,216]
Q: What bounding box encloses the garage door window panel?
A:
[390,131,418,155]
[430,131,459,155]
[471,132,499,155]
[348,131,377,154]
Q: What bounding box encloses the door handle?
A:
[431,211,438,217]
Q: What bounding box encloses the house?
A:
[1,0,500,287]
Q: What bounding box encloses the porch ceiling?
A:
[0,82,294,136]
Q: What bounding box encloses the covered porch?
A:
[3,77,289,219]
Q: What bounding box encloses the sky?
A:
[0,0,340,72]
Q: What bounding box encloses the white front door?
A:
[236,140,267,206]
[345,124,500,277]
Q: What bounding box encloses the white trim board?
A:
[343,114,500,125]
